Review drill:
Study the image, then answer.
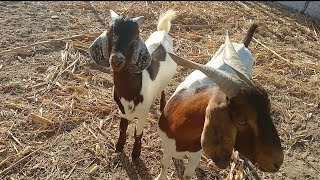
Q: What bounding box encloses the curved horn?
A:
[110,9,120,19]
[132,16,145,24]
[223,31,255,87]
[168,53,246,98]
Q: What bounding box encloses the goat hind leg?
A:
[132,117,147,160]
[160,91,166,112]
[115,117,129,152]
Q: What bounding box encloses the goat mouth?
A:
[110,61,126,71]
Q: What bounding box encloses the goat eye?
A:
[235,116,247,125]
[236,120,247,125]
[130,36,137,43]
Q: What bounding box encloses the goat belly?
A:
[159,85,215,152]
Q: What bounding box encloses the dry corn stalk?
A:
[29,113,53,125]
[86,164,99,175]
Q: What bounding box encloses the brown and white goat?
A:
[156,24,284,180]
[89,10,177,159]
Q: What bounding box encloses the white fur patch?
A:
[173,43,255,97]
[156,126,201,180]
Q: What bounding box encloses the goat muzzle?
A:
[110,53,126,71]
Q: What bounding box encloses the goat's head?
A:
[89,10,151,73]
[168,32,284,172]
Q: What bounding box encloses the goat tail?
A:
[242,23,258,48]
[157,9,177,33]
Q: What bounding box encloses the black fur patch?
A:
[146,44,167,81]
[111,16,139,57]
[113,88,125,114]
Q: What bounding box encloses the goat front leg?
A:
[160,90,166,112]
[115,117,129,152]
[183,151,201,180]
[132,117,147,160]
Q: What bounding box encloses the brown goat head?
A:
[89,10,151,73]
[202,84,283,172]
[229,84,283,172]
[168,31,284,172]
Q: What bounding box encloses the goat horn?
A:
[223,31,255,87]
[168,53,246,98]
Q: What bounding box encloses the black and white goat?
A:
[89,9,177,159]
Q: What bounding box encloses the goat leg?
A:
[115,117,129,152]
[132,127,143,160]
[160,90,166,112]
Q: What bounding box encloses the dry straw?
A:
[0,1,319,179]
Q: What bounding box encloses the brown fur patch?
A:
[227,84,283,170]
[159,84,217,152]
[113,70,144,109]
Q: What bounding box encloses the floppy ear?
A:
[89,31,110,67]
[132,16,145,24]
[201,98,237,169]
[127,38,152,73]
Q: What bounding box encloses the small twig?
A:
[66,58,80,72]
[239,26,292,64]
[82,159,96,171]
[83,122,98,139]
[0,33,101,56]
[86,1,108,28]
[174,24,217,28]
[239,154,261,180]
[299,158,320,175]
[7,131,24,147]
[186,55,211,59]
[252,36,292,64]
[311,22,318,39]
[237,1,250,9]
[64,164,77,179]
[0,148,40,177]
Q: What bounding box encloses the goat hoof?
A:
[132,149,141,161]
[132,148,141,159]
[115,144,124,152]
[131,154,140,161]
[115,148,123,153]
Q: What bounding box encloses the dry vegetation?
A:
[0,1,319,180]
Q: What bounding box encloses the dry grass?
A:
[0,1,319,180]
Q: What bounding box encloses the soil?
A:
[0,1,319,180]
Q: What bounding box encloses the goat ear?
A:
[89,31,110,67]
[128,38,152,73]
[132,16,145,24]
[201,99,237,169]
[109,9,120,19]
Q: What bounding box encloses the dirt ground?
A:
[0,1,319,180]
